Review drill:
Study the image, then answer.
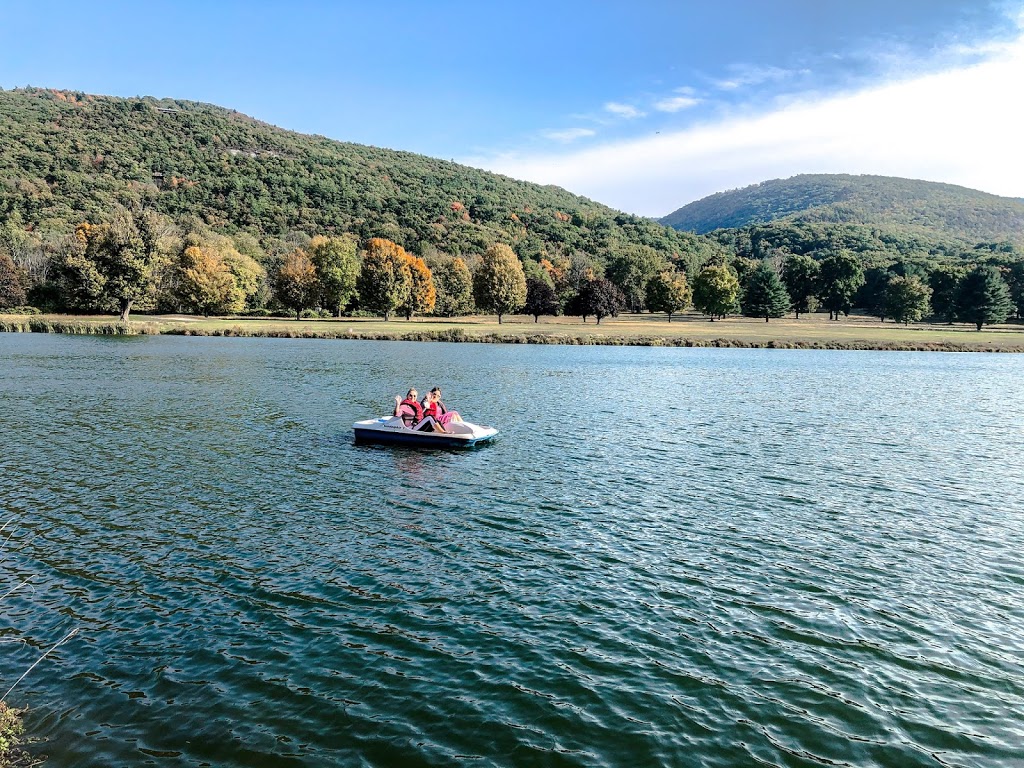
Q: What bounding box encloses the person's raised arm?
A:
[393,395,402,416]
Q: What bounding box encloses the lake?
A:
[2,334,1023,767]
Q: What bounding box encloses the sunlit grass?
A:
[3,311,1023,351]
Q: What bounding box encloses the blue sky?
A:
[2,1,1022,215]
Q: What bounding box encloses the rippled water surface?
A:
[2,334,1024,767]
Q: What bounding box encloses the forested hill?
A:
[659,174,1024,246]
[0,87,715,265]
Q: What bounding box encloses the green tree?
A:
[473,243,526,323]
[885,275,932,325]
[781,253,819,318]
[817,250,864,320]
[309,234,359,317]
[605,245,668,312]
[401,253,436,319]
[859,266,892,321]
[742,262,790,322]
[55,224,108,312]
[957,265,1013,330]
[431,257,474,317]
[0,251,26,308]
[59,209,161,321]
[645,271,691,321]
[524,277,560,322]
[578,278,625,324]
[692,264,740,320]
[357,238,412,321]
[97,208,161,322]
[1005,262,1024,320]
[54,210,161,321]
[275,248,319,319]
[928,264,966,324]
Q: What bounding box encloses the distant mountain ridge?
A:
[659,174,1024,246]
[0,87,714,266]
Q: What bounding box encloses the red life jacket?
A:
[421,399,447,420]
[398,398,423,427]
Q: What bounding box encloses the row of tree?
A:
[0,207,1020,330]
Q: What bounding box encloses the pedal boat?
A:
[353,416,498,448]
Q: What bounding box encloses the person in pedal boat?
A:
[393,388,447,432]
[421,387,462,428]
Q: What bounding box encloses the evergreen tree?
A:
[308,234,359,317]
[431,257,474,317]
[781,253,819,318]
[357,238,412,321]
[524,278,560,322]
[929,264,966,324]
[473,243,526,324]
[817,250,864,320]
[692,264,740,320]
[0,251,26,308]
[645,270,691,321]
[957,265,1013,330]
[884,275,932,325]
[742,262,790,322]
[1005,262,1024,320]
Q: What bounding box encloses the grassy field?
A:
[3,311,1024,352]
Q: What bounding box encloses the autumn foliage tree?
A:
[0,250,26,308]
[401,254,436,319]
[175,234,265,316]
[473,243,526,323]
[357,238,411,320]
[176,246,235,316]
[431,257,475,317]
[645,270,691,321]
[274,248,319,319]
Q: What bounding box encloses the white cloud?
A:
[604,102,645,119]
[654,95,701,112]
[466,29,1024,217]
[714,64,803,90]
[540,127,596,142]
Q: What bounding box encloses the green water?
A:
[2,334,1023,767]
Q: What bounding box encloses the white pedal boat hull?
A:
[353,416,498,448]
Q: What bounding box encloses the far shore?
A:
[2,312,1024,353]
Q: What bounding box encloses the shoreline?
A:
[3,314,1024,353]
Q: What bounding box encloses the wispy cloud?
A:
[654,95,701,112]
[466,24,1024,217]
[541,127,596,143]
[604,102,645,119]
[714,64,805,90]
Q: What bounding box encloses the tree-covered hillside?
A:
[659,174,1024,246]
[0,87,715,267]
